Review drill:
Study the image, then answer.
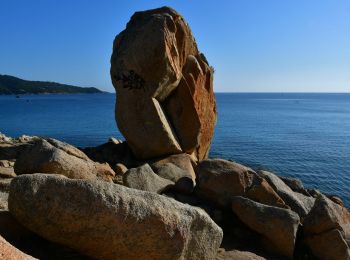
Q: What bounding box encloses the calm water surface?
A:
[1,93,349,206]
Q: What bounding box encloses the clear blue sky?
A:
[1,0,350,92]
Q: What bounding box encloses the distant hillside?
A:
[0,75,103,94]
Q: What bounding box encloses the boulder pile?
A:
[0,6,349,260]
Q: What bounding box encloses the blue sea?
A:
[0,93,349,207]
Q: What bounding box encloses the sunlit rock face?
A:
[110,6,217,160]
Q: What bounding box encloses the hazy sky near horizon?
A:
[1,0,350,92]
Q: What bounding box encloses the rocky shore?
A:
[1,6,349,260]
[1,133,349,259]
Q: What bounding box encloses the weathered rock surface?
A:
[279,176,310,196]
[231,196,300,259]
[153,163,194,194]
[246,177,288,209]
[0,178,11,210]
[0,191,8,210]
[9,174,223,260]
[123,164,174,193]
[195,159,286,208]
[305,229,349,260]
[0,178,11,193]
[195,159,254,207]
[0,160,16,178]
[0,134,37,161]
[151,153,196,181]
[110,6,216,160]
[258,170,314,218]
[303,195,350,259]
[216,248,266,260]
[83,138,137,168]
[113,163,128,176]
[0,235,37,260]
[0,211,86,260]
[14,138,115,182]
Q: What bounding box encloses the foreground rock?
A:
[195,159,286,209]
[14,138,115,182]
[152,163,195,194]
[0,134,37,161]
[258,170,314,218]
[111,6,216,160]
[83,138,137,168]
[216,248,266,260]
[151,153,196,182]
[123,164,174,193]
[0,160,16,178]
[232,196,300,259]
[9,174,223,260]
[303,195,350,259]
[279,176,310,196]
[0,178,11,210]
[0,235,36,260]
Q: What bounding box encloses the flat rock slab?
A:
[9,174,223,260]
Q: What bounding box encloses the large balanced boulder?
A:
[232,196,300,259]
[195,159,286,209]
[9,174,223,260]
[14,138,115,182]
[110,6,217,160]
[303,195,350,259]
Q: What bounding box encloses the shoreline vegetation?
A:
[0,74,104,95]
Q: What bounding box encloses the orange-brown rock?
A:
[0,235,36,260]
[195,159,287,209]
[151,153,196,182]
[232,196,300,259]
[9,174,223,260]
[246,177,288,209]
[163,54,216,160]
[14,138,115,182]
[216,248,266,260]
[303,195,350,259]
[110,6,216,160]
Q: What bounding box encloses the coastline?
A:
[1,133,350,259]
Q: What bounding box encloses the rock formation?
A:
[232,196,300,258]
[1,132,350,259]
[9,174,223,260]
[123,163,174,193]
[15,138,115,182]
[195,159,286,209]
[303,195,350,259]
[110,6,217,160]
[1,6,350,260]
[0,235,37,260]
